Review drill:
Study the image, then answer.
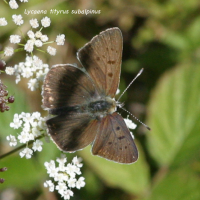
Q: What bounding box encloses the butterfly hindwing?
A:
[77,27,122,97]
[47,112,98,152]
[92,112,138,164]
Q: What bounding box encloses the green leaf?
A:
[78,141,150,196]
[147,64,200,167]
[145,167,200,200]
[0,155,45,190]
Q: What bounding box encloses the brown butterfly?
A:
[42,27,138,164]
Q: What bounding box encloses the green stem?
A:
[0,135,44,160]
[43,41,54,45]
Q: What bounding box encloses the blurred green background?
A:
[1,0,200,199]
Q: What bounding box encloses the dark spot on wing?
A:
[108,142,112,145]
[116,126,120,130]
[96,56,100,61]
[107,60,116,64]
[118,136,125,140]
[125,146,127,149]
[108,72,113,77]
[106,47,109,51]
[119,147,122,150]
[111,48,114,51]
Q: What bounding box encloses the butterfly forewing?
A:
[77,27,122,97]
[92,112,138,164]
[42,64,98,112]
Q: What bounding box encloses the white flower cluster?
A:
[3,15,65,57]
[6,55,49,91]
[24,17,58,55]
[7,112,46,159]
[44,155,85,200]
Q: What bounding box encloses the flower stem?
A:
[0,135,44,160]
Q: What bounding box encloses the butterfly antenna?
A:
[117,68,144,102]
[119,105,151,130]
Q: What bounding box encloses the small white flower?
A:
[44,180,55,192]
[22,123,31,133]
[27,30,35,39]
[18,112,26,119]
[12,14,23,25]
[9,35,21,44]
[67,178,76,188]
[54,172,68,182]
[15,74,21,84]
[14,62,24,74]
[0,18,8,26]
[10,115,22,129]
[72,156,83,168]
[29,133,35,140]
[55,182,67,194]
[32,111,41,119]
[23,113,34,124]
[28,78,39,91]
[62,189,73,200]
[9,0,19,9]
[5,67,15,75]
[40,35,48,42]
[19,147,33,159]
[76,177,85,189]
[24,40,34,53]
[58,162,67,172]
[45,160,56,170]
[6,135,17,146]
[47,46,56,56]
[124,118,137,129]
[66,163,76,178]
[4,47,14,56]
[32,56,43,68]
[35,39,43,47]
[18,131,30,143]
[37,118,47,129]
[32,140,43,152]
[56,34,65,45]
[45,160,59,178]
[31,127,41,137]
[30,18,39,28]
[41,16,51,27]
[21,67,33,78]
[36,70,45,81]
[66,163,81,176]
[35,31,42,38]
